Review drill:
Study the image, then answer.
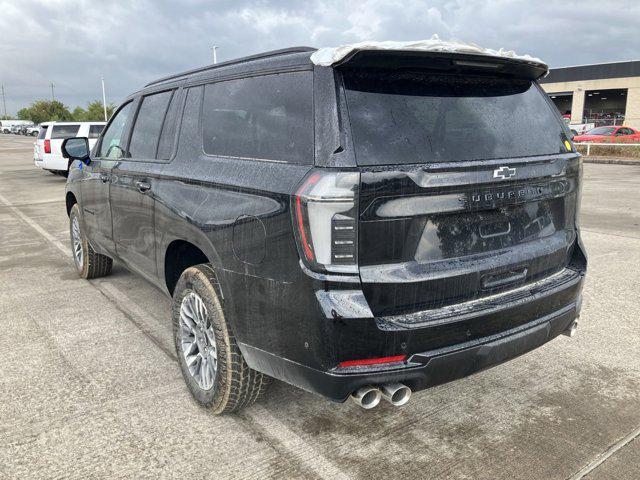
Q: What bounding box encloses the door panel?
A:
[110,163,158,277]
[82,100,134,258]
[109,89,179,279]
[79,159,114,255]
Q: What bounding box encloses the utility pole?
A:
[101,77,108,121]
[212,45,219,64]
[1,84,6,119]
[50,82,55,101]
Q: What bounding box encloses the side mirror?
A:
[61,137,90,163]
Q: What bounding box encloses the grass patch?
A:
[575,143,640,158]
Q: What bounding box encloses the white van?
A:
[34,122,106,175]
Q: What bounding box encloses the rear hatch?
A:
[340,64,581,317]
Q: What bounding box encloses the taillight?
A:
[292,170,359,274]
[44,139,51,154]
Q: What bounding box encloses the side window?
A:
[98,102,132,159]
[37,127,48,140]
[51,124,80,139]
[157,91,181,160]
[128,90,173,159]
[88,124,104,139]
[202,72,313,164]
[176,86,203,154]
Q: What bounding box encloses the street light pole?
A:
[1,84,7,119]
[50,82,55,101]
[101,77,108,121]
[212,45,218,64]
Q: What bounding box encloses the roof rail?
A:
[145,46,317,87]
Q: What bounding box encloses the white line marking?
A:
[0,192,70,257]
[0,193,351,480]
[568,425,640,479]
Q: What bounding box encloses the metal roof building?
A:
[539,60,640,128]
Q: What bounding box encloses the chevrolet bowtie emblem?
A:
[493,166,516,180]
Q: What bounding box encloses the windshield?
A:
[586,127,615,135]
[342,69,566,165]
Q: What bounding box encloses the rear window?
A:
[88,124,104,139]
[51,124,80,139]
[342,70,566,165]
[202,72,313,164]
[37,127,48,140]
[128,90,174,159]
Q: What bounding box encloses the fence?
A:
[574,142,640,157]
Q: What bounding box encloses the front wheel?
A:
[172,264,270,414]
[69,203,113,279]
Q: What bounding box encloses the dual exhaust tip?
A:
[351,383,411,409]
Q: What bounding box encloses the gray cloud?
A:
[1,0,638,115]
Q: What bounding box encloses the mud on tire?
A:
[172,264,270,414]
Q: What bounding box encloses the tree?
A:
[71,101,116,121]
[17,100,73,124]
[85,100,115,121]
[72,106,86,120]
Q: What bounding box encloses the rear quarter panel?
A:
[154,150,315,356]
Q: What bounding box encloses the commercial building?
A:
[539,60,640,128]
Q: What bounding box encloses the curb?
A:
[583,157,640,166]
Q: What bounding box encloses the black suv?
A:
[63,46,586,413]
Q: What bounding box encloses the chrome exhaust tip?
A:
[563,320,578,338]
[380,383,412,407]
[350,386,382,409]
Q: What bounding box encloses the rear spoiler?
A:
[311,39,548,80]
[326,50,548,80]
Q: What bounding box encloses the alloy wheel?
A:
[179,292,218,390]
[71,216,83,268]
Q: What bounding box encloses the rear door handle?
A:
[135,180,151,193]
[99,173,110,183]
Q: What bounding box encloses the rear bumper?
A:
[241,298,579,402]
[239,265,584,402]
[40,153,67,171]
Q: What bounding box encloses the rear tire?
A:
[172,264,270,414]
[69,203,113,279]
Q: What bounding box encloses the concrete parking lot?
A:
[0,134,638,479]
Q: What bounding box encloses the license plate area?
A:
[415,198,564,262]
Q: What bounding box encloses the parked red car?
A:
[573,126,640,143]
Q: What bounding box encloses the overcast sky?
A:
[1,0,639,115]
